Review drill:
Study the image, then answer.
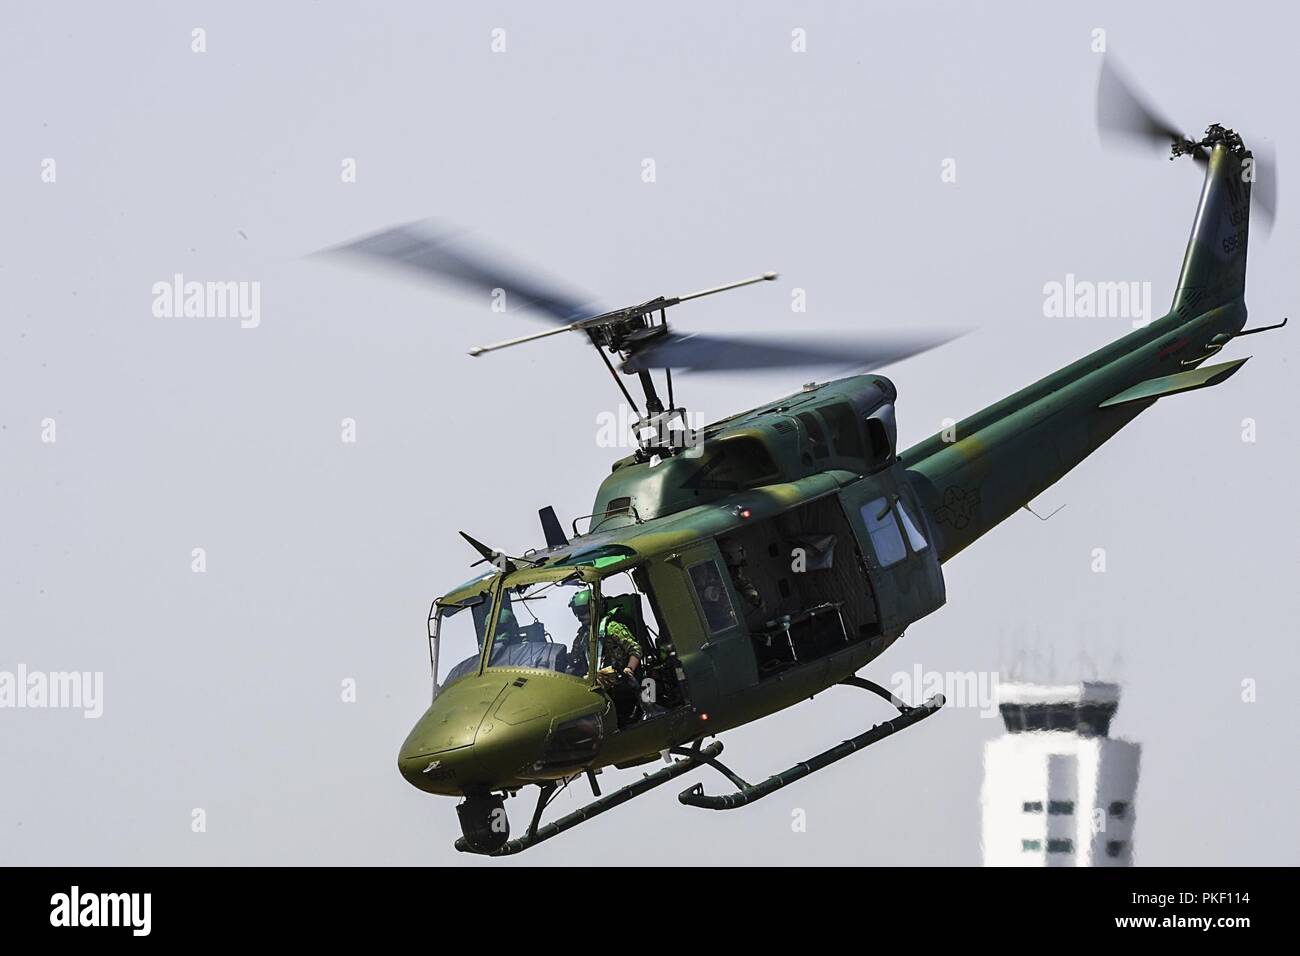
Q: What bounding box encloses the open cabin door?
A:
[596,565,693,721]
[840,464,946,635]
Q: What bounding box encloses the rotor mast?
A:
[468,271,778,461]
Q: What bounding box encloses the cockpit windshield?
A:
[490,577,593,679]
[431,592,492,696]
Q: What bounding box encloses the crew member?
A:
[487,606,528,667]
[566,591,593,676]
[722,541,767,626]
[568,590,642,724]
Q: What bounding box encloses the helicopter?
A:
[327,60,1285,856]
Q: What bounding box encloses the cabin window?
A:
[820,402,865,459]
[897,501,929,553]
[684,437,780,492]
[687,559,739,633]
[796,412,829,460]
[861,497,906,568]
[555,544,638,569]
[864,403,897,466]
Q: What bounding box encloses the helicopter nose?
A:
[399,675,605,795]
[398,677,502,795]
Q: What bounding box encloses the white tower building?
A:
[981,681,1140,866]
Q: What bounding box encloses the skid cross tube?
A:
[455,740,724,856]
[678,678,945,810]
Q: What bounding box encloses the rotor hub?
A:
[1172,123,1244,160]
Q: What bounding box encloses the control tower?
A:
[981,681,1140,866]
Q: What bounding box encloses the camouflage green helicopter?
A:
[329,61,1283,856]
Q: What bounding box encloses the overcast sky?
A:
[2,0,1296,865]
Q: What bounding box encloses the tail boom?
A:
[901,139,1255,562]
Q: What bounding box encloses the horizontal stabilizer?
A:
[1098,358,1249,409]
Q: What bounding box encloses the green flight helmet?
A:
[569,589,592,614]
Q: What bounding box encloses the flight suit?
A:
[598,617,642,673]
[570,616,641,675]
[597,614,643,727]
[567,623,590,676]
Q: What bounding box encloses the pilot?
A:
[566,591,594,676]
[488,606,525,664]
[495,606,522,642]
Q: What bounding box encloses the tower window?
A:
[1021,839,1041,852]
[1047,839,1074,853]
[1022,801,1043,813]
[1106,840,1127,858]
[1047,800,1075,815]
[1108,801,1129,819]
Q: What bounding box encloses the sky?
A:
[1,0,1296,866]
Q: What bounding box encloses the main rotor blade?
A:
[1096,57,1186,152]
[621,329,962,374]
[324,222,595,323]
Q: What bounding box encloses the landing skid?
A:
[454,679,940,855]
[677,677,944,810]
[454,740,724,856]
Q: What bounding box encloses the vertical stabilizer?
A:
[1171,128,1252,320]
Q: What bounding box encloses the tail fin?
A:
[1171,129,1252,320]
